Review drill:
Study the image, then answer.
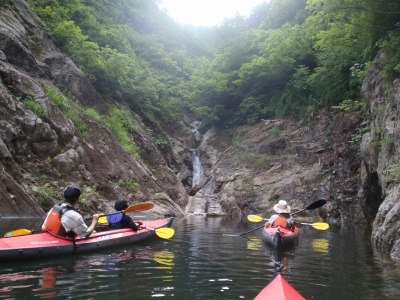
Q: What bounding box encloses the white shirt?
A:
[42,203,90,238]
[61,204,91,238]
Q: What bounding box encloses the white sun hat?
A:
[274,200,291,213]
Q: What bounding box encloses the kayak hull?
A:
[262,225,299,248]
[0,218,173,262]
[254,274,305,300]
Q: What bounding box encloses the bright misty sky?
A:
[158,0,268,27]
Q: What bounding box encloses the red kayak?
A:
[254,274,305,300]
[262,225,299,248]
[0,218,173,262]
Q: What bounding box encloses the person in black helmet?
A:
[42,185,100,238]
[108,199,139,232]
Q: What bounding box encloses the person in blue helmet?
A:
[108,199,140,231]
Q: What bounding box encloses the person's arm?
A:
[123,215,139,232]
[267,214,277,227]
[83,214,100,238]
[288,215,296,229]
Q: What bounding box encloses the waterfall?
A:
[192,149,203,187]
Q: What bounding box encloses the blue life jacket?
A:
[106,212,124,229]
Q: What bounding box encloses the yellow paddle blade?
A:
[247,215,264,223]
[311,222,329,230]
[154,228,175,239]
[4,228,32,237]
[300,222,329,230]
[98,216,108,224]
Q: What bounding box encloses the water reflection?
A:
[246,236,263,251]
[36,267,58,298]
[1,216,400,299]
[312,238,329,253]
[153,251,175,269]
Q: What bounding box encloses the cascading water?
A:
[192,149,203,187]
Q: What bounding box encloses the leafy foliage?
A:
[44,85,89,138]
[387,164,400,184]
[118,178,140,191]
[0,0,12,6]
[34,183,58,211]
[379,26,400,76]
[45,85,69,111]
[27,0,400,130]
[24,99,45,117]
[237,152,269,169]
[332,99,366,115]
[28,0,195,125]
[103,106,140,159]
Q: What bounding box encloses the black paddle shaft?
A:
[239,225,264,236]
[291,199,326,216]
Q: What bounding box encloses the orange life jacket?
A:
[43,205,74,237]
[272,215,289,228]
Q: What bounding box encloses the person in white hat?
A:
[265,200,295,229]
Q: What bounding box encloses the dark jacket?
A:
[110,213,138,231]
[121,214,139,231]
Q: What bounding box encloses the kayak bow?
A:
[254,273,305,300]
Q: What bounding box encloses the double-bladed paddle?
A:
[97,202,154,224]
[247,215,329,230]
[238,199,327,236]
[3,202,155,238]
[3,226,175,239]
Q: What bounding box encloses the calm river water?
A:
[0,215,400,299]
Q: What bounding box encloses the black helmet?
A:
[114,199,128,211]
[64,185,83,201]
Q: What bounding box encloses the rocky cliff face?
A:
[361,61,400,259]
[185,114,364,224]
[0,0,186,217]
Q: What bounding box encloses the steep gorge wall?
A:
[186,114,365,226]
[0,0,187,217]
[361,61,400,259]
